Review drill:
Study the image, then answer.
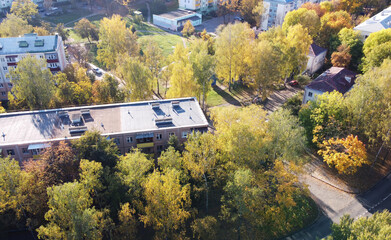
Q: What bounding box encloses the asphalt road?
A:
[286,173,391,239]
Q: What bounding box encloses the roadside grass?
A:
[43,8,92,25]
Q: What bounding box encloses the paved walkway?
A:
[262,86,301,112]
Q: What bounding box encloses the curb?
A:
[310,173,360,194]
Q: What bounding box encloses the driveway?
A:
[195,14,239,33]
[286,170,391,239]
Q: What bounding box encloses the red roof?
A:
[306,67,357,94]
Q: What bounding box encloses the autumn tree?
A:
[97,15,139,70]
[361,29,391,73]
[338,0,364,14]
[11,0,38,21]
[300,2,325,17]
[166,43,198,98]
[0,14,33,37]
[141,169,191,239]
[337,28,363,69]
[181,20,195,37]
[114,203,138,240]
[283,8,321,38]
[189,39,214,108]
[318,135,368,174]
[9,55,54,110]
[55,23,69,41]
[74,18,99,43]
[318,10,352,48]
[331,44,352,67]
[140,39,164,96]
[238,0,264,26]
[215,22,254,91]
[117,56,153,101]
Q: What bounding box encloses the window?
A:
[6,149,15,155]
[3,66,7,71]
[22,148,29,154]
[182,131,188,138]
[126,136,133,143]
[0,83,3,88]
[169,132,175,137]
[156,133,162,140]
[157,145,164,152]
[113,138,120,145]
[7,83,12,88]
[1,58,4,62]
[308,92,313,97]
[1,91,6,96]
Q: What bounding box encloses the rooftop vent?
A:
[81,109,90,115]
[69,126,88,135]
[171,101,180,107]
[57,110,69,118]
[34,39,44,47]
[345,76,352,83]
[71,113,82,125]
[19,41,29,48]
[151,103,160,109]
[155,117,173,127]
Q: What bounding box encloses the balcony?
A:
[46,59,59,63]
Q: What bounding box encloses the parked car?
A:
[288,80,299,86]
[234,16,244,22]
[93,68,103,75]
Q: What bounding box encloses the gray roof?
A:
[354,6,391,33]
[0,97,209,146]
[309,43,327,57]
[155,9,197,20]
[0,33,59,55]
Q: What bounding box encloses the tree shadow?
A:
[212,85,241,106]
[31,113,58,138]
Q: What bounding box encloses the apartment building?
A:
[354,6,391,41]
[261,0,326,30]
[0,33,66,101]
[0,97,210,162]
[179,0,218,13]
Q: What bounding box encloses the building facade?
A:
[179,0,218,13]
[354,6,391,41]
[303,67,357,104]
[0,97,209,162]
[261,0,327,30]
[0,33,66,101]
[153,9,202,31]
[306,43,327,74]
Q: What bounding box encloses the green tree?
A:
[215,22,254,91]
[0,157,23,216]
[238,0,264,26]
[9,55,54,110]
[361,29,391,72]
[181,20,195,37]
[283,8,321,38]
[93,74,124,103]
[117,56,153,101]
[337,28,363,69]
[191,216,218,240]
[73,130,119,168]
[158,146,183,173]
[97,15,139,70]
[114,202,138,240]
[10,0,38,21]
[318,10,352,48]
[0,14,33,37]
[140,169,191,239]
[116,150,154,199]
[140,39,164,96]
[55,23,69,41]
[74,18,99,43]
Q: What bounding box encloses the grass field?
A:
[138,34,183,56]
[43,9,92,25]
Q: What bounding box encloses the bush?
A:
[295,75,311,85]
[283,92,303,116]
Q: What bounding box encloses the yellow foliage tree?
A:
[318,135,369,174]
[181,20,195,37]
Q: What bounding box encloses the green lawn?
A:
[43,9,92,25]
[206,89,227,107]
[66,13,106,28]
[138,34,183,56]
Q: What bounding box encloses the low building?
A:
[306,43,327,74]
[354,6,391,40]
[0,33,66,101]
[303,67,357,104]
[179,0,218,13]
[0,97,209,162]
[153,9,202,31]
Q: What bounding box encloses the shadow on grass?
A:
[212,85,241,106]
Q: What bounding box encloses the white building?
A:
[0,33,67,101]
[306,43,327,74]
[153,9,202,31]
[261,0,327,30]
[179,0,218,13]
[0,0,43,12]
[354,6,391,41]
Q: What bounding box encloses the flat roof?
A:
[156,9,197,20]
[0,33,59,55]
[354,6,391,33]
[0,97,209,146]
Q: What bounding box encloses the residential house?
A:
[153,9,202,31]
[303,67,357,104]
[0,33,66,101]
[0,97,209,162]
[306,43,327,74]
[179,0,218,13]
[354,6,391,41]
